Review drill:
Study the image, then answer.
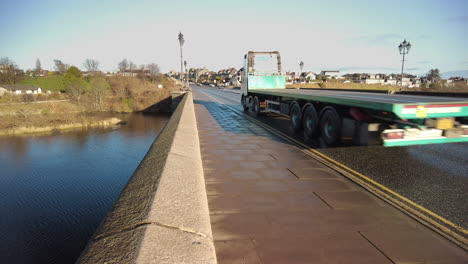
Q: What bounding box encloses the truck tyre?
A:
[290,103,302,132]
[241,95,248,112]
[319,107,342,146]
[302,104,318,140]
[246,96,253,110]
[252,96,261,116]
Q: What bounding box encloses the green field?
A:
[19,76,63,92]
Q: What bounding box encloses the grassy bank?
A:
[0,75,181,134]
[19,76,64,92]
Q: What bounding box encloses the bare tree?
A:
[426,69,441,81]
[83,59,99,72]
[87,76,109,110]
[146,63,160,80]
[0,57,19,84]
[65,79,86,103]
[35,58,42,73]
[0,57,15,67]
[54,59,68,74]
[118,59,128,72]
[129,61,136,72]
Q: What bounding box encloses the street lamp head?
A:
[299,61,304,69]
[399,39,411,54]
[178,31,185,47]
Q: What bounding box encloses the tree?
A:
[65,66,82,78]
[129,61,136,71]
[118,59,128,72]
[146,63,160,80]
[87,76,109,110]
[429,82,443,90]
[83,59,99,72]
[63,66,85,102]
[0,57,14,66]
[426,69,441,81]
[54,59,69,74]
[0,57,19,84]
[35,58,42,73]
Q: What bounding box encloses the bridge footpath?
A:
[193,89,467,263]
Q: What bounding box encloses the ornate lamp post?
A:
[184,60,188,86]
[178,32,185,83]
[398,39,411,89]
[299,61,304,83]
[298,61,304,88]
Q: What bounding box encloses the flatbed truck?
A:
[240,51,468,147]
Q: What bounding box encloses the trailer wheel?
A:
[252,96,261,116]
[319,107,342,146]
[241,95,248,112]
[290,103,302,132]
[302,104,318,140]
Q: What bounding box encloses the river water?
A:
[0,113,169,264]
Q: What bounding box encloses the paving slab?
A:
[193,89,468,264]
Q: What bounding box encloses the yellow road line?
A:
[198,89,468,239]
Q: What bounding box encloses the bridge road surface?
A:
[199,86,468,233]
[192,88,467,263]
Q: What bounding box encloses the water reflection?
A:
[0,113,169,264]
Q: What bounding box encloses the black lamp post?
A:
[299,61,304,83]
[398,39,411,88]
[178,32,185,82]
[184,60,188,85]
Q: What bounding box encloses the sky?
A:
[1,0,468,76]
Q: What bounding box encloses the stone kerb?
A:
[77,92,216,264]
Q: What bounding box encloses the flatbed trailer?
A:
[240,51,468,146]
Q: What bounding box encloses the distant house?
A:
[119,69,150,77]
[363,74,385,85]
[302,72,316,81]
[0,64,13,74]
[285,72,296,83]
[228,69,242,86]
[1,85,42,95]
[319,70,340,78]
[82,71,102,76]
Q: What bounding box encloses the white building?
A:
[319,70,340,78]
[1,85,42,95]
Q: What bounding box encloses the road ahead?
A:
[194,86,468,234]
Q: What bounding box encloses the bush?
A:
[318,82,327,89]
[22,94,34,103]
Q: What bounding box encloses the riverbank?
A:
[0,114,124,136]
[0,76,182,135]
